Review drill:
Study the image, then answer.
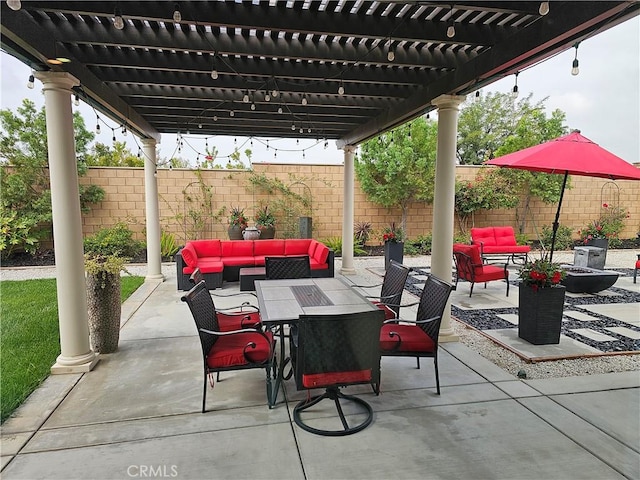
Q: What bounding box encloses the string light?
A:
[210,53,218,80]
[264,92,271,102]
[113,7,124,30]
[243,91,250,103]
[338,80,345,95]
[291,123,296,131]
[277,106,283,114]
[73,94,80,106]
[95,114,101,133]
[539,1,550,16]
[172,3,182,22]
[229,110,235,117]
[7,0,21,11]
[512,72,519,97]
[571,43,580,76]
[387,38,395,62]
[446,5,455,38]
[475,89,480,98]
[27,72,35,89]
[301,94,308,106]
[271,89,279,98]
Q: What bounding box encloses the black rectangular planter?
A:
[518,285,566,345]
[384,241,404,270]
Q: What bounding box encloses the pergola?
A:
[2,1,638,372]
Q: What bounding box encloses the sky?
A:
[1,17,638,166]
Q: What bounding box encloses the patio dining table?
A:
[255,277,377,407]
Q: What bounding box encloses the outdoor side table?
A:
[239,267,266,291]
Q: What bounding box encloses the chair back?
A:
[265,255,311,279]
[453,243,483,280]
[416,274,454,344]
[379,260,411,317]
[181,281,221,358]
[294,310,385,390]
[189,267,204,285]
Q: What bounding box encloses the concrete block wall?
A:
[78,164,639,245]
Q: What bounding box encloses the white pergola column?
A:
[142,138,164,280]
[35,72,99,373]
[431,94,466,342]
[340,145,356,275]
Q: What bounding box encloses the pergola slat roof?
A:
[2,1,638,146]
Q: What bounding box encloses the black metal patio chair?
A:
[379,274,453,395]
[181,281,276,412]
[293,309,385,436]
[350,260,412,319]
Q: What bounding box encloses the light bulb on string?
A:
[301,95,308,106]
[291,123,296,131]
[229,110,235,117]
[512,72,519,97]
[172,3,182,22]
[7,0,21,11]
[539,1,550,16]
[243,91,249,103]
[113,7,124,30]
[210,53,218,80]
[251,102,256,111]
[446,5,455,38]
[277,106,283,114]
[299,128,303,134]
[264,92,271,102]
[74,94,80,106]
[571,43,580,76]
[338,82,345,95]
[387,38,395,62]
[213,115,218,121]
[27,72,35,89]
[271,89,279,98]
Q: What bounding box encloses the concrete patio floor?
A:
[1,253,639,479]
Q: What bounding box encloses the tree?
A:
[0,99,105,257]
[457,92,560,165]
[356,117,438,233]
[85,141,144,167]
[493,106,568,233]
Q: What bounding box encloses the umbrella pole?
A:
[549,172,569,263]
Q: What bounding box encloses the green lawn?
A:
[0,276,145,423]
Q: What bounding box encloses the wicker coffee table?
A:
[239,267,266,291]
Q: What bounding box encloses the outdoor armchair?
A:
[350,260,412,320]
[634,253,640,284]
[293,310,385,436]
[379,274,453,395]
[453,244,510,297]
[181,281,276,412]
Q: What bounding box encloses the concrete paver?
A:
[1,252,639,479]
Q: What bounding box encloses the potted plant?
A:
[382,222,405,270]
[517,256,567,345]
[255,205,276,239]
[227,206,248,240]
[578,203,629,262]
[84,222,143,353]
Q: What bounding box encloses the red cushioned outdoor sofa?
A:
[470,226,530,264]
[176,238,334,290]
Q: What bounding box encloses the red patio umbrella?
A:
[486,131,640,261]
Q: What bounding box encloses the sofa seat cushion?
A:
[313,244,330,264]
[482,245,531,254]
[206,331,273,368]
[222,256,256,267]
[197,258,224,273]
[221,240,254,257]
[309,258,329,271]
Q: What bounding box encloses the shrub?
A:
[354,221,373,245]
[160,230,179,259]
[84,222,143,258]
[540,224,573,251]
[409,233,432,255]
[0,210,40,259]
[578,203,628,248]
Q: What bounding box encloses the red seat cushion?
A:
[302,369,372,388]
[284,239,312,255]
[635,260,640,268]
[254,239,285,256]
[313,244,330,264]
[372,302,397,320]
[206,331,273,368]
[474,265,507,282]
[482,245,531,254]
[380,324,435,353]
[217,311,261,332]
[197,258,224,273]
[180,243,198,267]
[453,243,484,276]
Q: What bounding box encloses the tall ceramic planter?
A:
[258,226,276,239]
[227,224,245,240]
[384,241,404,270]
[518,284,566,345]
[86,272,122,353]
